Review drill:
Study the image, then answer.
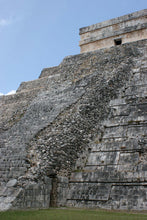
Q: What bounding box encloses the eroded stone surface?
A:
[79,9,147,52]
[6,179,17,187]
[0,40,146,211]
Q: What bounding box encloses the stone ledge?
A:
[80,23,147,46]
[79,9,147,34]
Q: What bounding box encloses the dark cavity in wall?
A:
[114,38,122,45]
[49,173,58,207]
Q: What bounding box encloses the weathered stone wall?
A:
[79,9,147,52]
[0,40,146,211]
[80,29,147,53]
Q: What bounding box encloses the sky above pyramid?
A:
[0,0,146,95]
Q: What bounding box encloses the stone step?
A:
[17,72,62,93]
[122,84,147,97]
[39,66,59,78]
[0,87,42,106]
[104,116,147,128]
[0,88,45,131]
[69,170,147,183]
[103,124,147,139]
[86,151,139,166]
[90,137,146,152]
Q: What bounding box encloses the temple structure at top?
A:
[79,9,147,53]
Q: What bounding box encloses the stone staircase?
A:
[0,40,146,210]
[66,56,147,210]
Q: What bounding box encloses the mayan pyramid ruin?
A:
[0,9,147,211]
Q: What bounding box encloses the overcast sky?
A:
[0,0,146,95]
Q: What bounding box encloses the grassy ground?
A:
[0,208,146,220]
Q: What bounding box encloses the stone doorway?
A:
[49,174,58,207]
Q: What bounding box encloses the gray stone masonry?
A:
[79,9,147,52]
[0,39,147,211]
[80,9,147,34]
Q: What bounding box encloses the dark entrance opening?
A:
[114,38,122,45]
[49,173,58,207]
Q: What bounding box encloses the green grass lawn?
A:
[0,208,146,220]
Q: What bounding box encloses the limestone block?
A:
[68,183,111,201]
[119,152,139,165]
[87,152,120,166]
[6,179,17,187]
